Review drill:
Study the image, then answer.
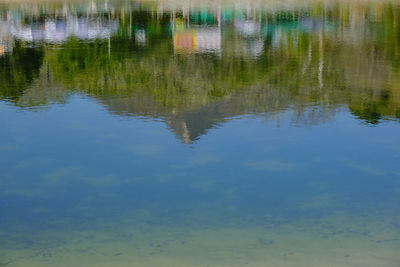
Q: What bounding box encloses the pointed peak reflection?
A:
[0,0,399,142]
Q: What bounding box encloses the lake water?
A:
[1,0,400,266]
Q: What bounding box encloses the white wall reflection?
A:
[7,17,118,43]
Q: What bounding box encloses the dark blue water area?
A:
[1,95,399,236]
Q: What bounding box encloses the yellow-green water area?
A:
[1,212,399,266]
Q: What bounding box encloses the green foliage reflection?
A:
[0,0,399,130]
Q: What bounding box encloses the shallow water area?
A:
[1,0,400,266]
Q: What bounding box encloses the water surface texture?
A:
[1,0,400,266]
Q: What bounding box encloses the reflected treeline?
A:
[1,0,400,142]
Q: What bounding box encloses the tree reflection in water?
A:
[0,0,399,143]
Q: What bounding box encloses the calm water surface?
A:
[1,0,400,266]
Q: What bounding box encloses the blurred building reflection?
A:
[0,0,386,55]
[6,16,118,43]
